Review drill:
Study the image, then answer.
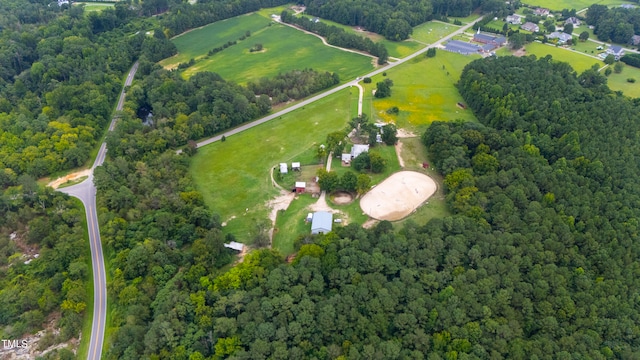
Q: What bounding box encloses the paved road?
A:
[57,61,139,360]
[191,17,483,150]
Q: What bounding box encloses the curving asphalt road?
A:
[57,61,139,360]
[191,16,483,150]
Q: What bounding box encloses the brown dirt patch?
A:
[514,48,527,57]
[47,169,91,189]
[331,191,354,205]
[360,171,437,221]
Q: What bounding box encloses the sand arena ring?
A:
[360,171,437,221]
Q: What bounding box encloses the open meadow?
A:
[190,88,358,247]
[412,21,461,44]
[160,13,272,69]
[182,23,374,84]
[364,50,479,133]
[522,42,603,73]
[74,2,114,12]
[521,0,632,11]
[606,65,640,98]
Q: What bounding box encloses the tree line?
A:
[280,11,388,64]
[247,69,340,104]
[586,4,640,44]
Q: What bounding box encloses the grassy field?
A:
[182,23,373,84]
[451,12,482,24]
[160,13,272,68]
[272,196,317,255]
[606,64,640,98]
[412,21,461,44]
[523,41,603,73]
[522,0,632,11]
[190,88,356,245]
[75,2,114,12]
[364,51,478,134]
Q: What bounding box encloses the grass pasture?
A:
[182,23,373,84]
[190,88,356,246]
[523,42,603,73]
[412,21,461,44]
[521,0,632,11]
[606,65,640,98]
[75,2,114,12]
[365,51,478,133]
[160,13,271,69]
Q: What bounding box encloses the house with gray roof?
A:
[607,45,625,60]
[521,22,540,32]
[311,211,332,234]
[547,31,572,44]
[565,17,581,26]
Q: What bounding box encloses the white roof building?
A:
[311,211,333,234]
[291,162,301,170]
[224,241,244,251]
[350,144,370,159]
[279,163,288,173]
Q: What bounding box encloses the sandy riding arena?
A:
[360,171,437,221]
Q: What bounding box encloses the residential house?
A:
[547,31,572,44]
[534,8,550,16]
[620,4,636,9]
[506,15,522,24]
[565,17,581,26]
[311,211,332,234]
[606,45,625,60]
[521,22,540,32]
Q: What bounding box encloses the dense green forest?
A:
[0,0,178,178]
[0,182,88,356]
[94,115,235,359]
[586,4,640,44]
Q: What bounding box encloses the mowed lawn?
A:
[190,88,356,243]
[606,65,640,98]
[75,2,114,12]
[160,13,271,68]
[523,42,603,73]
[366,51,479,133]
[412,21,461,44]
[521,0,632,10]
[183,23,373,84]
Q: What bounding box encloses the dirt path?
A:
[47,169,91,189]
[395,141,405,168]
